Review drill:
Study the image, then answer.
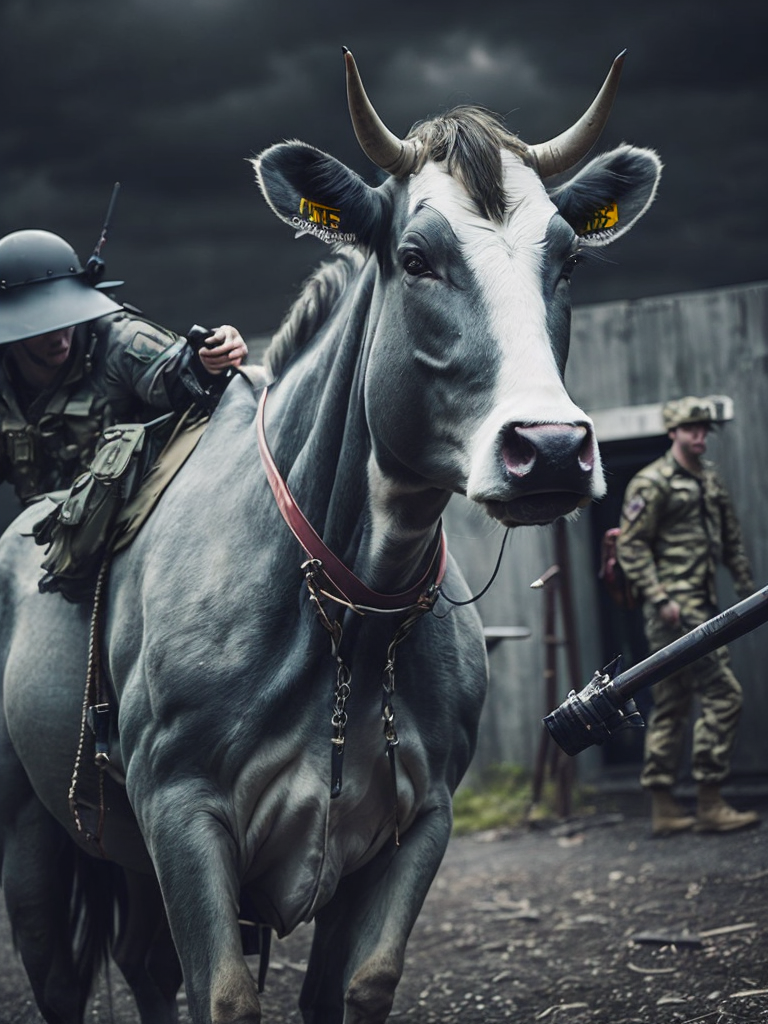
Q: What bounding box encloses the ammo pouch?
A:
[34,416,173,602]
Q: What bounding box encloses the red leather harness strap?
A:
[256,387,446,612]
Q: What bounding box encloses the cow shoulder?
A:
[549,144,662,246]
[253,141,385,250]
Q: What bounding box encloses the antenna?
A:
[85,181,121,284]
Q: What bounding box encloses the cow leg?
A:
[300,807,452,1024]
[300,899,349,1023]
[138,802,262,1024]
[111,867,182,1024]
[0,766,84,1024]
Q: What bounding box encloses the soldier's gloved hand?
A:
[658,598,681,627]
[197,325,248,375]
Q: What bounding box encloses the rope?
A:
[434,528,510,614]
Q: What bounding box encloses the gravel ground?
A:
[2,792,767,1024]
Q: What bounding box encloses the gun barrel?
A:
[612,586,768,702]
[544,585,768,756]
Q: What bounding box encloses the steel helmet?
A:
[0,229,122,346]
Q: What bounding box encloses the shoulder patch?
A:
[623,495,646,523]
[126,327,178,364]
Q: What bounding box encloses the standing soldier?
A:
[617,396,760,836]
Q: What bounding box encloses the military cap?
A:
[0,229,121,346]
[662,396,715,431]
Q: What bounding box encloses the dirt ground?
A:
[2,790,767,1024]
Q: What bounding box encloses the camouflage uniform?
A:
[0,310,213,505]
[617,444,754,790]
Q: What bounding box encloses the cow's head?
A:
[255,50,661,526]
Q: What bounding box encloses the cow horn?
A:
[343,47,420,177]
[528,51,626,179]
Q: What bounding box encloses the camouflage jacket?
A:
[616,450,755,608]
[0,310,218,505]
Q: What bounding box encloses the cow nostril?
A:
[501,423,594,480]
[502,426,537,477]
[578,430,595,472]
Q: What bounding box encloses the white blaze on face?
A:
[407,152,604,502]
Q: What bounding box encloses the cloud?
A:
[385,36,543,101]
[1,0,766,337]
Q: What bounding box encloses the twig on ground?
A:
[698,923,757,938]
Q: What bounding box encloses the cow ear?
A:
[550,145,662,246]
[253,141,385,250]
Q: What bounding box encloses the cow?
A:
[0,48,661,1024]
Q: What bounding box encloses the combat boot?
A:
[650,789,696,837]
[695,784,760,833]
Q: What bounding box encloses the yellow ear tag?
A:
[299,198,341,230]
[581,201,619,235]
[291,197,356,244]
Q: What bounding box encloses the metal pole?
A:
[530,567,559,807]
[552,520,580,816]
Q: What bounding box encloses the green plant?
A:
[451,763,594,835]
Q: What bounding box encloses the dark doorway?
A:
[588,434,670,765]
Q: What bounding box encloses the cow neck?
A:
[257,385,446,613]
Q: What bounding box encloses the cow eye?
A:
[402,251,432,277]
[561,251,582,281]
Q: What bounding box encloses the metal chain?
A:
[303,559,355,796]
[331,661,352,750]
[67,556,111,852]
[380,585,441,845]
[303,558,440,829]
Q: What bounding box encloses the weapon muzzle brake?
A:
[544,670,644,756]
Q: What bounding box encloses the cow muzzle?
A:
[478,422,600,526]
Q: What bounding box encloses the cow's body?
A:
[0,51,661,1024]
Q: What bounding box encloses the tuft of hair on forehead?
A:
[408,106,532,223]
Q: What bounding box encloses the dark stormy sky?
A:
[1,0,766,343]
